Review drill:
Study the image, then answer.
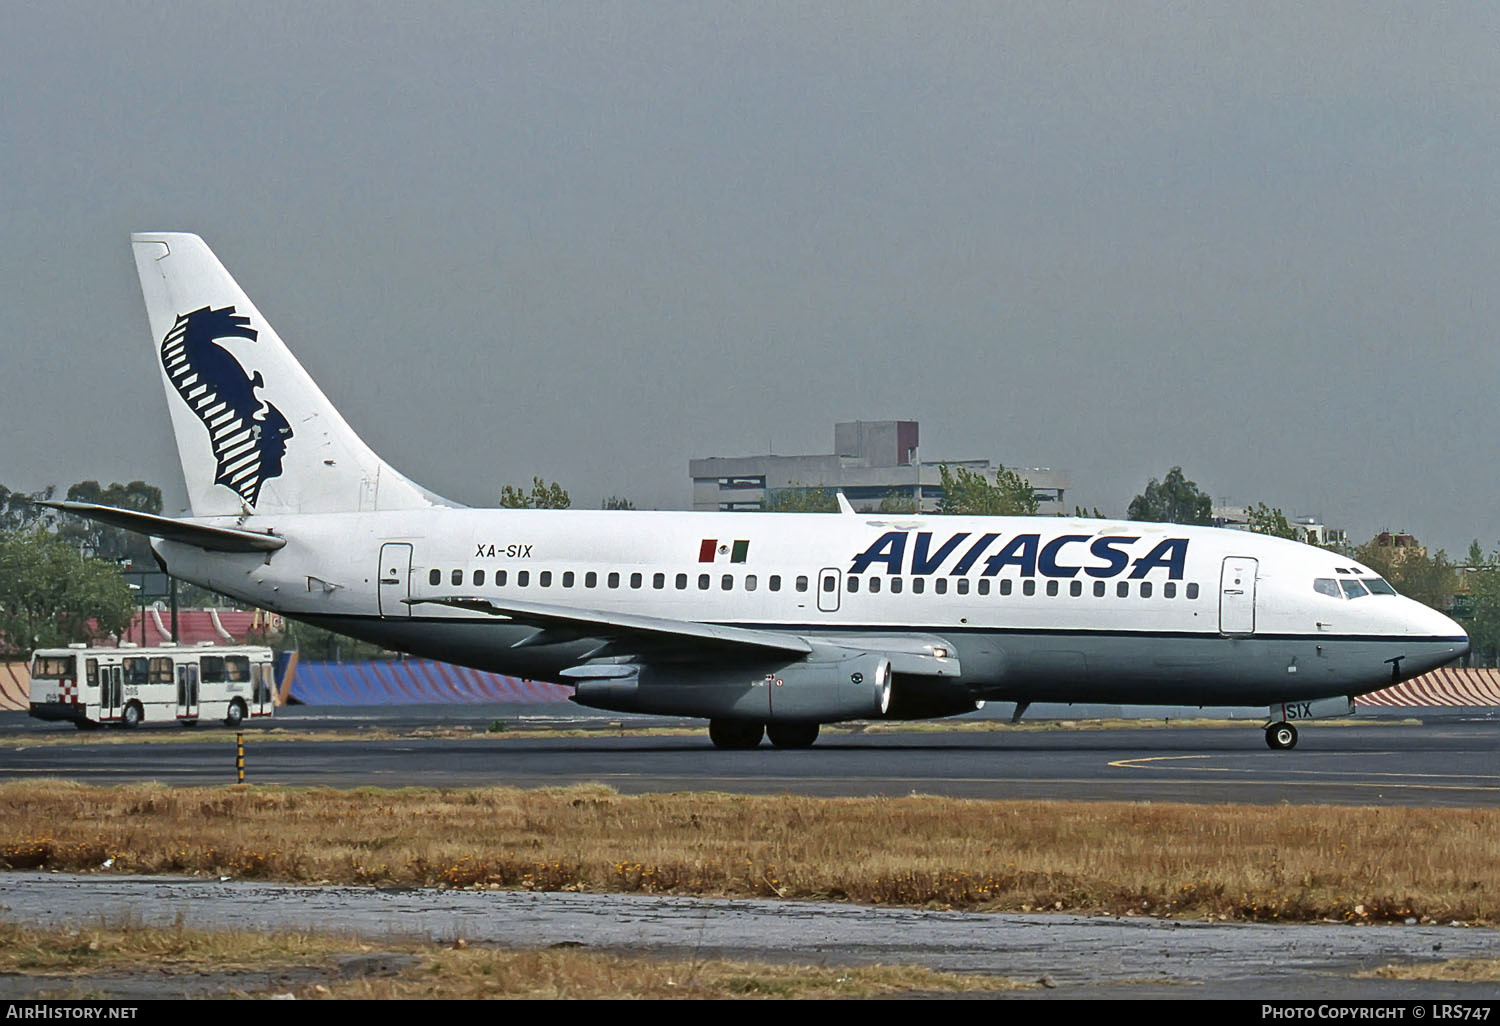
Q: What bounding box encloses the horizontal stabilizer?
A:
[40,501,286,553]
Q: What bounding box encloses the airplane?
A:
[48,233,1469,750]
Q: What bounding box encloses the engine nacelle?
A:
[569,651,893,724]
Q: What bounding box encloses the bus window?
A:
[200,656,225,682]
[225,656,250,682]
[123,658,149,685]
[150,658,174,684]
[30,656,75,679]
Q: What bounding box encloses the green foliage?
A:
[1353,534,1458,612]
[1127,467,1213,525]
[936,465,1039,516]
[0,529,135,655]
[1460,542,1500,667]
[0,484,55,533]
[1246,503,1301,541]
[762,485,839,513]
[500,477,571,509]
[600,496,636,510]
[878,490,919,514]
[1073,506,1106,519]
[56,480,163,566]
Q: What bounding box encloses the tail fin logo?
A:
[160,306,294,508]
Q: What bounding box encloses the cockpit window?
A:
[1313,578,1341,598]
[1339,579,1370,599]
[1363,577,1397,596]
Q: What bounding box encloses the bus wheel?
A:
[121,702,143,729]
[224,700,245,729]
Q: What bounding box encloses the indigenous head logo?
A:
[160,305,293,507]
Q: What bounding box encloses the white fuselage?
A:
[155,508,1468,711]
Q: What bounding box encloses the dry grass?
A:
[0,921,1022,999]
[3,781,1497,924]
[1363,959,1500,981]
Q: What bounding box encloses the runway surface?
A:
[2,710,1498,806]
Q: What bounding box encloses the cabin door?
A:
[378,543,414,617]
[101,666,123,722]
[1219,557,1258,635]
[176,664,200,720]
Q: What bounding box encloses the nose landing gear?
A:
[1265,722,1298,750]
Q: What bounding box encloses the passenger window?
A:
[869,577,881,594]
[746,575,757,591]
[1140,581,1152,598]
[1164,582,1176,598]
[474,569,485,586]
[1314,578,1341,598]
[630,572,642,589]
[912,578,925,594]
[770,575,782,591]
[889,577,903,594]
[846,576,858,593]
[977,580,990,596]
[699,574,711,590]
[585,571,597,588]
[451,569,463,586]
[1045,580,1058,597]
[722,575,734,591]
[1023,580,1035,596]
[934,579,947,595]
[1116,581,1128,598]
[1000,579,1012,596]
[517,570,530,587]
[796,576,809,593]
[430,569,440,586]
[676,573,688,590]
[653,572,665,589]
[956,579,969,595]
[1070,580,1082,597]
[1187,583,1200,599]
[496,569,507,586]
[608,572,620,589]
[540,571,552,587]
[563,571,575,587]
[822,575,836,593]
[1094,581,1105,597]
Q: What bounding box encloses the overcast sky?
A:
[2,2,1496,553]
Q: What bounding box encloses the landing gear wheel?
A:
[766,723,820,748]
[1265,722,1298,750]
[120,702,142,729]
[708,720,764,749]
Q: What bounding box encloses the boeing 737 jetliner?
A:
[50,234,1468,749]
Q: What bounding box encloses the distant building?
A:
[689,420,1071,515]
[1211,502,1345,546]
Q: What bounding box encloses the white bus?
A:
[29,643,276,729]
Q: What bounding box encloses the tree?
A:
[1127,467,1213,525]
[1459,541,1500,667]
[600,496,636,510]
[1246,503,1301,541]
[1353,533,1457,612]
[879,490,919,514]
[56,480,163,565]
[0,484,55,533]
[0,529,136,655]
[936,465,1039,516]
[1073,505,1106,519]
[499,477,570,509]
[762,485,839,513]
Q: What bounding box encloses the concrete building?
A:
[1211,502,1346,546]
[690,420,1071,515]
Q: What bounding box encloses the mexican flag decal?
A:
[699,539,750,563]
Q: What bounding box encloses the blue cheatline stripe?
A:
[282,657,570,705]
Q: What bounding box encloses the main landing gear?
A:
[1265,722,1298,750]
[708,720,822,749]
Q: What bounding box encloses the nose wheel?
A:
[1265,722,1298,750]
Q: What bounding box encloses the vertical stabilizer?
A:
[133,233,454,516]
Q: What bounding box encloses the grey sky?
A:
[2,2,1496,554]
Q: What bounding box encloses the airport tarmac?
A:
[2,710,1498,807]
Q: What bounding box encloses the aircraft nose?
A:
[1401,598,1469,656]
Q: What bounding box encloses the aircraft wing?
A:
[407,595,960,676]
[39,501,287,553]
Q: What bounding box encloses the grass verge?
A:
[2,781,1497,924]
[0,921,1024,999]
